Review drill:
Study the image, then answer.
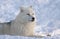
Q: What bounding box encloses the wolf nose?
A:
[32,17,35,21]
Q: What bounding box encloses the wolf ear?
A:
[29,5,32,8]
[20,7,24,12]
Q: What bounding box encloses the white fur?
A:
[10,6,36,36]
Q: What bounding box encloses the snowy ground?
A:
[0,35,60,39]
[0,0,60,39]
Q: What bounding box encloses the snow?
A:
[0,35,60,39]
[0,0,60,39]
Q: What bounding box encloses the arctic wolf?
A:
[10,6,36,36]
[0,6,50,37]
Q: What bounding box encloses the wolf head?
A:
[17,6,35,23]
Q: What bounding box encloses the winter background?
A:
[0,0,60,39]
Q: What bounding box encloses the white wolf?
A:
[10,6,36,36]
[0,6,50,37]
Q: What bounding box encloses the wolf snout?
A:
[31,17,35,21]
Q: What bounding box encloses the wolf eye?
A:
[27,14,30,16]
